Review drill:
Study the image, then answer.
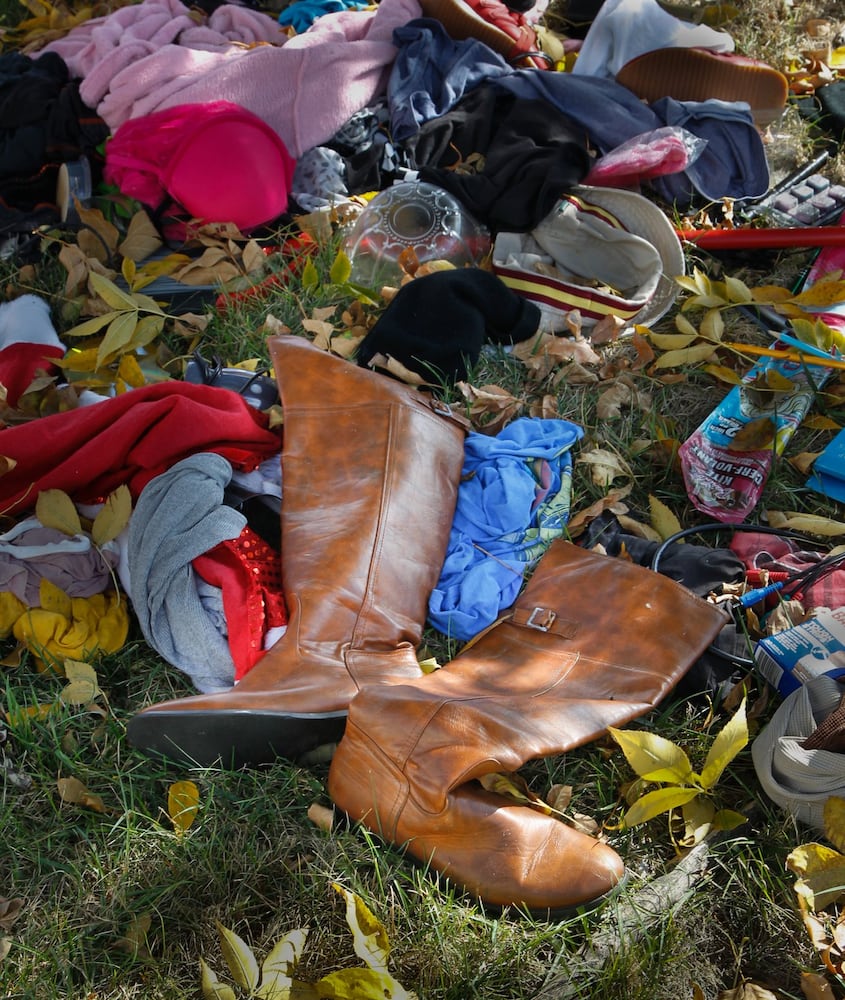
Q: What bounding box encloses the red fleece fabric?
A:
[0,381,281,516]
[0,342,65,408]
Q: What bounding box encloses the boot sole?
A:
[126,708,347,769]
[615,47,789,127]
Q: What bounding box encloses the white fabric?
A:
[572,0,735,79]
[751,675,845,832]
[0,295,65,351]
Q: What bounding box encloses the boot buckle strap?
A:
[427,398,472,431]
[511,605,578,637]
[526,606,556,631]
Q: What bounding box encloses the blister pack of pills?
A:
[747,172,845,228]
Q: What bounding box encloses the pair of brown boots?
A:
[129,334,727,914]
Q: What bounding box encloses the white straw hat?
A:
[493,184,685,331]
[751,674,845,832]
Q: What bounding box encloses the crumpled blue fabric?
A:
[388,18,512,142]
[428,416,583,642]
[279,0,369,33]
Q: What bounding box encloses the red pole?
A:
[675,226,845,250]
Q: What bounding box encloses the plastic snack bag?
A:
[679,246,844,523]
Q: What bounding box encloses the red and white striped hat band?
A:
[493,185,685,328]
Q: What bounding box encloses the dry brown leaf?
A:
[59,243,95,298]
[363,353,429,388]
[457,382,523,433]
[241,240,266,275]
[801,971,837,999]
[595,380,634,420]
[576,447,632,487]
[727,416,776,453]
[0,898,24,933]
[112,912,152,959]
[330,333,365,360]
[301,318,335,351]
[630,330,656,370]
[553,361,598,385]
[804,415,842,431]
[341,299,371,331]
[718,982,778,1000]
[170,315,209,346]
[569,811,601,836]
[798,904,831,953]
[263,313,292,337]
[76,204,121,263]
[616,514,662,542]
[175,261,241,287]
[192,221,245,244]
[547,784,572,813]
[118,210,163,263]
[56,776,108,813]
[527,394,560,419]
[397,246,420,277]
[721,673,752,712]
[590,314,625,345]
[654,371,689,386]
[790,451,822,475]
[566,488,631,537]
[479,772,558,816]
[294,209,334,242]
[511,331,600,374]
[766,600,809,634]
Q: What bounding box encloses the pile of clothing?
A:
[0,0,838,916]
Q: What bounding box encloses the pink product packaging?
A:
[679,242,845,523]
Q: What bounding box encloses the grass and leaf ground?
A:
[3,0,845,998]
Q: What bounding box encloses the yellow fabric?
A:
[0,591,26,637]
[11,590,129,672]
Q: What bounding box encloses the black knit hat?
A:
[356,268,541,383]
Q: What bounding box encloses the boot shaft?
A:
[343,539,729,805]
[127,337,469,766]
[267,333,469,659]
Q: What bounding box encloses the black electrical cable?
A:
[649,521,842,671]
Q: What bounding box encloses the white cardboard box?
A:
[755,607,845,696]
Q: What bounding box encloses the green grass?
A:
[3,0,845,997]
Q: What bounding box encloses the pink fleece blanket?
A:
[41,0,420,158]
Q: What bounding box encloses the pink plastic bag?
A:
[585,126,706,188]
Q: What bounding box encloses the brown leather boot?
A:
[127,334,468,768]
[328,538,729,912]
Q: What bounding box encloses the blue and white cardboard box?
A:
[755,607,845,696]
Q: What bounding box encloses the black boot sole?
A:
[126,708,348,769]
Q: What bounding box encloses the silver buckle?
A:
[526,607,556,631]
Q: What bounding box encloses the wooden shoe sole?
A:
[615,46,789,127]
